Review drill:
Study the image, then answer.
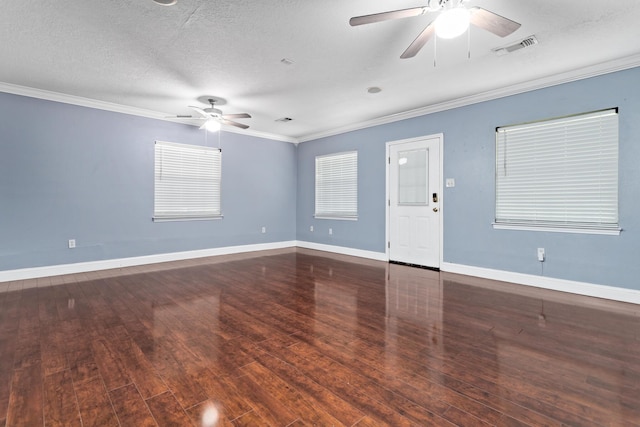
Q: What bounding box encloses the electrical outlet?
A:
[261,226,266,234]
[309,225,314,232]
[68,239,76,249]
[329,228,333,235]
[537,247,545,262]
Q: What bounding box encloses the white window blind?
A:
[154,140,221,221]
[315,151,358,219]
[495,109,619,233]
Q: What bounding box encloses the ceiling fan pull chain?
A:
[467,24,471,59]
[433,34,437,67]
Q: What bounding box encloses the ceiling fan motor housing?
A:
[205,107,223,117]
[205,99,224,118]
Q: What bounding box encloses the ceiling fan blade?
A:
[222,113,251,119]
[165,115,198,119]
[188,106,210,118]
[169,115,205,120]
[469,7,521,37]
[221,119,250,130]
[400,22,435,59]
[350,7,426,26]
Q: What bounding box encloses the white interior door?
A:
[388,135,441,268]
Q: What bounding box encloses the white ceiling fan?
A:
[350,0,521,59]
[174,98,252,131]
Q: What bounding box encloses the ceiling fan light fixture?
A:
[204,119,221,132]
[153,0,177,5]
[434,7,470,39]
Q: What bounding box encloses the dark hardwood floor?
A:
[0,248,638,426]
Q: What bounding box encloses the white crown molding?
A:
[0,81,169,118]
[0,241,296,283]
[0,82,298,144]
[219,125,299,144]
[442,262,640,305]
[298,54,640,143]
[5,54,639,146]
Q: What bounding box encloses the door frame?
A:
[385,133,444,267]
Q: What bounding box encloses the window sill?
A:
[492,223,621,235]
[314,215,358,221]
[153,215,223,222]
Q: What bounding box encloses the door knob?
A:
[433,207,438,212]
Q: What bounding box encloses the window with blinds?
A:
[315,151,358,219]
[154,140,222,221]
[495,108,619,234]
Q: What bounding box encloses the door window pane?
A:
[398,149,428,205]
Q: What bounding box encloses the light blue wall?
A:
[297,67,640,291]
[3,67,639,291]
[0,92,297,270]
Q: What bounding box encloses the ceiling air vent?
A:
[493,35,538,56]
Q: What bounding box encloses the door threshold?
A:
[389,260,440,272]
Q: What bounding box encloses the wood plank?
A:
[186,399,235,427]
[441,405,494,427]
[258,343,417,426]
[91,338,131,391]
[150,337,209,409]
[0,332,18,421]
[231,409,274,427]
[240,361,345,426]
[250,347,364,426]
[40,324,69,376]
[109,383,156,427]
[67,345,100,384]
[146,391,195,426]
[74,376,120,427]
[6,363,43,426]
[43,370,82,427]
[232,373,298,426]
[107,335,167,399]
[187,368,253,421]
[12,330,40,370]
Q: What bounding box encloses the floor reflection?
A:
[385,263,445,385]
[2,248,639,425]
[439,276,639,426]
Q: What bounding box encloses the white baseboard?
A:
[295,241,388,262]
[0,241,297,283]
[441,262,640,305]
[2,242,639,305]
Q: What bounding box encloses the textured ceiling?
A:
[1,0,640,141]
